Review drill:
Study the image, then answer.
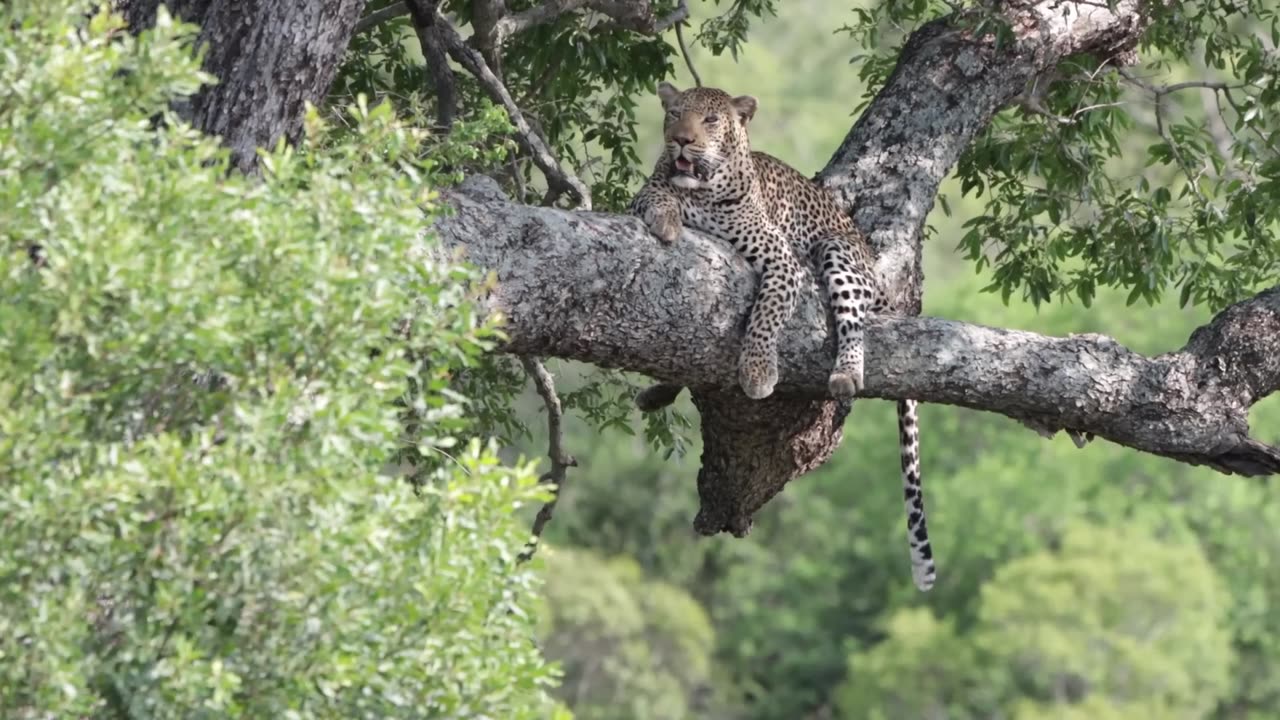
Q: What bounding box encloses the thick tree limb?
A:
[433,176,1280,530]
[354,0,686,39]
[490,0,660,45]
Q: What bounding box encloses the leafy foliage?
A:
[0,4,561,717]
[839,0,1280,311]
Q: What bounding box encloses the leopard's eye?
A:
[703,113,720,124]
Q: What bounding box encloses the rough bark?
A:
[124,0,365,173]
[434,175,1280,533]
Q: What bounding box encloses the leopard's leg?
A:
[732,233,801,399]
[628,182,685,409]
[899,399,936,591]
[628,181,682,244]
[815,235,878,399]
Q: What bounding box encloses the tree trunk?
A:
[122,0,366,173]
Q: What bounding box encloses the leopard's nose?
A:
[672,132,694,146]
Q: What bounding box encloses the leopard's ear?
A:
[731,95,758,126]
[657,82,681,109]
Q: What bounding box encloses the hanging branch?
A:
[402,0,458,131]
[517,357,578,563]
[674,7,702,87]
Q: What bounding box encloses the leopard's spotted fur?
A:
[629,83,935,591]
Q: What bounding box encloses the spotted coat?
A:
[629,83,935,591]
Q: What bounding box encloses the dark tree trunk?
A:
[122,0,366,173]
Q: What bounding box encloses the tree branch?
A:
[432,176,1279,528]
[402,0,457,131]
[673,9,701,88]
[490,0,664,45]
[435,13,592,209]
[354,0,687,38]
[816,0,1150,314]
[517,356,577,563]
[354,2,408,35]
[437,177,1280,474]
[469,0,508,78]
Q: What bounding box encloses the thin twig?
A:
[1021,97,1128,124]
[516,357,577,564]
[1117,68,1245,98]
[1117,67,1216,200]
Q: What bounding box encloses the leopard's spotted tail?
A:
[898,399,935,591]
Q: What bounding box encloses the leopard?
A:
[628,82,936,592]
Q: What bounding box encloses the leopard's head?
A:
[656,82,757,190]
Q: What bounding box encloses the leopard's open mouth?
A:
[673,156,704,179]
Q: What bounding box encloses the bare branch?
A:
[517,356,577,563]
[435,13,592,209]
[1117,68,1247,97]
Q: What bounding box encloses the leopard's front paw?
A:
[827,370,864,400]
[644,209,682,244]
[737,347,778,400]
[829,354,865,400]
